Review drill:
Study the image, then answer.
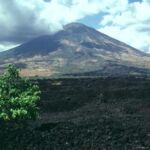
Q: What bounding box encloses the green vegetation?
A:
[0,65,40,121]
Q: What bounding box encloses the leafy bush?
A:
[0,65,40,121]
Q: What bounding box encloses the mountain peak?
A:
[63,22,88,32]
[63,22,86,28]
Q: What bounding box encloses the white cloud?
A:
[0,0,106,38]
[0,42,19,52]
[99,0,150,53]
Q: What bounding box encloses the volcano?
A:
[0,23,150,77]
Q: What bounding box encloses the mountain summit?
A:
[0,22,150,77]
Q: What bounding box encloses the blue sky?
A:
[79,0,142,28]
[78,12,104,29]
[0,0,150,53]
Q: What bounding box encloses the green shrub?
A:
[0,65,41,121]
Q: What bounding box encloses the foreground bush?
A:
[0,65,40,121]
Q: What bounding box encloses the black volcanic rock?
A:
[0,22,150,77]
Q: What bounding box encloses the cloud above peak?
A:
[0,0,149,53]
[0,0,106,51]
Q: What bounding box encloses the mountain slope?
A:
[0,22,150,77]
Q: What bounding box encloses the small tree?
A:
[0,65,40,122]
